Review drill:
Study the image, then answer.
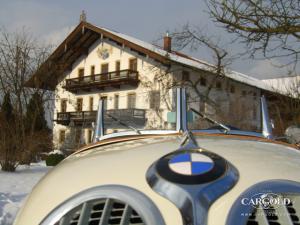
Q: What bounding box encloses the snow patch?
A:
[0,162,51,225]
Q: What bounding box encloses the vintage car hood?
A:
[14,134,300,225]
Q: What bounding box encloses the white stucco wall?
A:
[52,37,261,151]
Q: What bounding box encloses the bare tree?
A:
[0,28,53,171]
[207,0,300,68]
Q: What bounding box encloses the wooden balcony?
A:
[56,109,146,127]
[63,69,139,93]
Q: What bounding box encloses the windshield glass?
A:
[103,89,177,135]
[100,87,263,136]
[186,89,262,133]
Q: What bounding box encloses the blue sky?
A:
[0,0,292,79]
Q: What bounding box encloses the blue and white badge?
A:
[168,152,214,175]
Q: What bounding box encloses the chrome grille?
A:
[57,198,145,225]
[246,195,300,225]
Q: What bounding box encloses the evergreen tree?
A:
[25,92,48,132]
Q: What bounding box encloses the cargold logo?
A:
[241,193,292,209]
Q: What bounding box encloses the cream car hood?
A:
[14,135,300,225]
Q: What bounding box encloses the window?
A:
[78,68,84,81]
[182,71,190,81]
[150,91,160,109]
[127,93,136,109]
[89,97,93,111]
[87,129,93,144]
[253,92,257,100]
[61,99,67,112]
[242,90,247,97]
[115,61,120,77]
[76,98,83,112]
[114,94,119,109]
[100,96,107,110]
[216,81,222,90]
[90,66,95,81]
[59,130,66,144]
[200,77,206,86]
[129,58,137,71]
[75,129,81,144]
[101,63,109,80]
[230,85,235,94]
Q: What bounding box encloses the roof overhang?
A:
[25,22,171,90]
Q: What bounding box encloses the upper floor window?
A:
[89,97,94,111]
[76,98,83,112]
[101,63,109,80]
[78,68,84,81]
[230,85,235,94]
[129,58,137,71]
[90,65,95,81]
[200,77,206,86]
[182,71,190,81]
[216,81,222,90]
[100,96,108,110]
[90,65,95,75]
[116,60,120,70]
[242,90,247,97]
[61,99,67,112]
[127,93,136,109]
[149,91,160,109]
[114,94,119,109]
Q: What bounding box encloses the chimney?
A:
[163,32,172,52]
[80,10,87,23]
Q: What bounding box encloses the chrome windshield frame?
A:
[93,88,272,142]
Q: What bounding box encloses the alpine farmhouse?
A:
[26,20,273,152]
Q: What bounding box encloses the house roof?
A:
[26,21,272,92]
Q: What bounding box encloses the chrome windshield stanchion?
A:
[93,100,104,142]
[176,87,188,133]
[261,96,273,139]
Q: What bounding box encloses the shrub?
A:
[46,153,65,166]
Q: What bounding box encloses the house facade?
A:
[26,21,270,151]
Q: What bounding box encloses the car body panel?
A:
[14,134,300,225]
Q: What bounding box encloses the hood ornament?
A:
[146,120,239,225]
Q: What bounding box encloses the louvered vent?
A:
[246,195,300,225]
[56,198,145,225]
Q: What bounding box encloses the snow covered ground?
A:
[0,162,51,225]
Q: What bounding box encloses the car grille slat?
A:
[56,198,145,225]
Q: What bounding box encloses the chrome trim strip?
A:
[261,95,273,139]
[98,130,178,141]
[93,100,104,142]
[192,129,264,138]
[40,185,166,225]
[226,180,300,225]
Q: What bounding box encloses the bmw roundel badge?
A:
[155,150,227,184]
[168,152,214,176]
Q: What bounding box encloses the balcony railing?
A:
[56,109,146,127]
[64,69,139,92]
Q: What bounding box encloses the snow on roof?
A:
[100,26,273,92]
